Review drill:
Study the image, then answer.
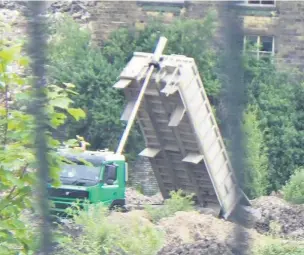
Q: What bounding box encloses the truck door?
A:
[100,163,120,204]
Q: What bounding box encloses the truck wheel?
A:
[109,199,127,212]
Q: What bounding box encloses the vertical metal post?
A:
[219,2,249,255]
[116,36,168,155]
[25,2,52,254]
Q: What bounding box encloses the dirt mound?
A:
[252,196,304,240]
[157,211,257,247]
[156,211,257,255]
[125,187,163,205]
[157,237,234,255]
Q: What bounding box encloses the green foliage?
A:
[55,203,164,255]
[242,105,269,198]
[0,28,85,253]
[243,53,304,192]
[255,242,304,255]
[47,15,137,157]
[145,190,194,223]
[282,167,304,204]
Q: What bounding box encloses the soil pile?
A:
[157,237,234,255]
[125,188,163,206]
[252,196,304,240]
[157,211,257,247]
[156,211,257,255]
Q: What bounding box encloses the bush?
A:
[55,203,164,255]
[243,54,304,192]
[255,242,304,255]
[282,167,304,204]
[242,105,269,198]
[145,190,194,223]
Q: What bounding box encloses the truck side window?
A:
[104,164,117,185]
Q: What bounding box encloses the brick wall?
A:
[90,1,138,44]
[275,1,304,70]
[130,156,159,196]
[87,1,304,71]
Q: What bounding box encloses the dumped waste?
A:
[157,237,234,255]
[125,187,163,205]
[252,196,304,240]
[126,188,304,241]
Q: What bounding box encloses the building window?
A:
[243,35,275,60]
[244,0,276,6]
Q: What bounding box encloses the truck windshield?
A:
[60,163,101,186]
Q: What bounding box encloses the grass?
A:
[144,190,195,223]
[54,203,164,255]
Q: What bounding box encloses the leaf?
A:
[0,45,21,62]
[49,96,72,109]
[49,112,67,128]
[18,56,30,67]
[67,108,86,121]
[64,139,79,147]
[63,82,75,88]
[65,88,78,95]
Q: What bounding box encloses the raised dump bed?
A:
[114,52,250,219]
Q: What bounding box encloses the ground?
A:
[101,188,304,254]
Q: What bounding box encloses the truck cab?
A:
[47,149,128,215]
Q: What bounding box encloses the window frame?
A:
[243,35,275,60]
[242,0,276,7]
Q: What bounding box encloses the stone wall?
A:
[235,1,304,71]
[86,1,304,71]
[130,156,159,196]
[2,1,304,70]
[90,1,138,44]
[275,1,304,70]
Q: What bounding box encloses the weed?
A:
[145,190,195,223]
[282,168,304,204]
[55,203,164,255]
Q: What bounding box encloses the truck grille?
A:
[48,188,89,200]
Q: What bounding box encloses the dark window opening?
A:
[247,0,275,5]
[261,0,275,5]
[260,36,273,52]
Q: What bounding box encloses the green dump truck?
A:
[48,37,250,219]
[48,149,128,214]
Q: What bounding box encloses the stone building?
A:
[88,0,304,71]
